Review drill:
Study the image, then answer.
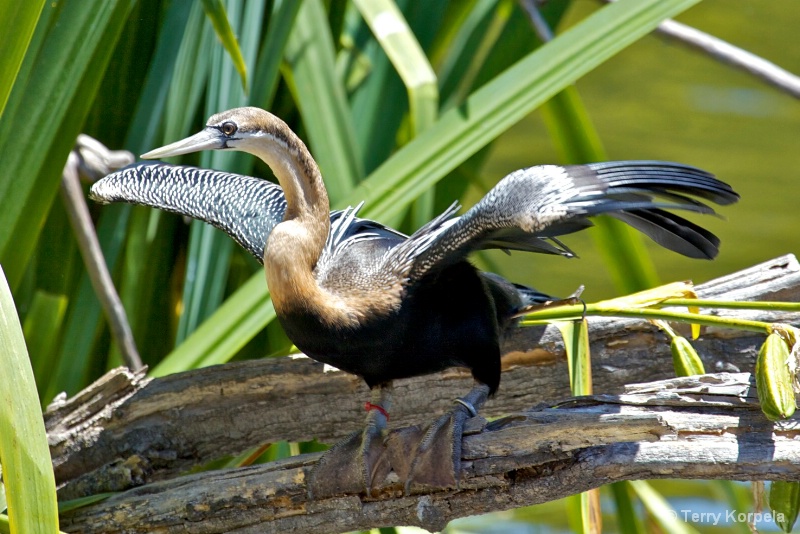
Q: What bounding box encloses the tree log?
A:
[47,255,800,502]
[60,372,800,533]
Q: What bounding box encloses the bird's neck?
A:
[254,131,335,318]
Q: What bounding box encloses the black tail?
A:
[566,161,739,259]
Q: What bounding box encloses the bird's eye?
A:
[221,122,237,136]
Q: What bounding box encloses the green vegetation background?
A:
[0,0,798,532]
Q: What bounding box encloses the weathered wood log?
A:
[59,372,800,533]
[47,255,800,500]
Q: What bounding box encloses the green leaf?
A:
[770,481,800,533]
[44,205,130,404]
[176,0,266,344]
[670,336,705,377]
[22,290,68,399]
[251,0,304,108]
[0,0,46,116]
[58,492,115,514]
[284,0,362,199]
[0,0,136,289]
[556,318,592,396]
[201,0,248,93]
[441,0,514,111]
[353,0,438,135]
[0,266,59,532]
[541,81,659,293]
[611,482,646,534]
[163,1,214,145]
[559,316,596,533]
[352,0,439,228]
[126,0,196,152]
[152,274,275,376]
[567,490,602,534]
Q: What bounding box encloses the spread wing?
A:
[92,162,286,262]
[385,161,739,285]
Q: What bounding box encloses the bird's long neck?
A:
[253,127,334,316]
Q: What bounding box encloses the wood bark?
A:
[60,372,800,533]
[47,255,800,531]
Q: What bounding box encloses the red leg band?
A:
[364,402,389,420]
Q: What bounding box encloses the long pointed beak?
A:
[141,128,223,159]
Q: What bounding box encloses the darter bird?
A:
[91,106,739,496]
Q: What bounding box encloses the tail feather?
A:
[610,208,721,259]
[585,161,739,205]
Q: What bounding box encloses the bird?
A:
[91,106,739,497]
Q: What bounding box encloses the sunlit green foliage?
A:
[2,0,796,531]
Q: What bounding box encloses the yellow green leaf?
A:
[0,266,59,532]
[756,332,796,421]
[671,336,705,377]
[770,481,800,533]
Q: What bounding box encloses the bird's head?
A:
[141,107,289,159]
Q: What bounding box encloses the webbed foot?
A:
[403,384,490,493]
[308,423,390,498]
[307,383,392,499]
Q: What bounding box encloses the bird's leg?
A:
[308,382,393,499]
[402,383,490,493]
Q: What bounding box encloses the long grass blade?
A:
[284,0,362,199]
[0,0,45,117]
[353,0,438,135]
[0,267,59,532]
[54,1,198,389]
[251,0,304,108]
[630,480,699,534]
[201,0,248,93]
[176,0,266,344]
[541,86,659,292]
[611,482,646,534]
[353,0,439,227]
[126,0,196,152]
[22,290,67,400]
[152,274,274,376]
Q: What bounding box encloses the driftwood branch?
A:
[49,256,800,531]
[60,372,800,533]
[593,0,800,99]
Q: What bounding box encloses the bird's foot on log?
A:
[397,384,490,494]
[308,385,392,499]
[307,423,390,498]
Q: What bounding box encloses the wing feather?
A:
[91,162,287,262]
[385,161,738,284]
